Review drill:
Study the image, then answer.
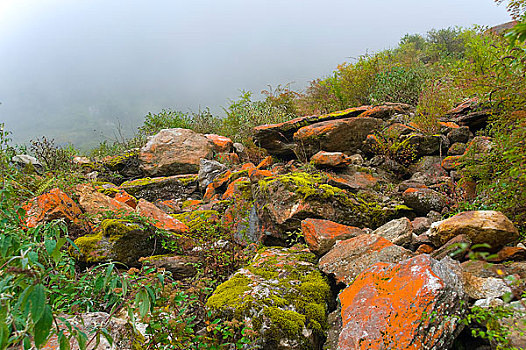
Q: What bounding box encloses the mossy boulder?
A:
[254,172,409,245]
[73,219,169,267]
[101,149,142,178]
[120,175,199,203]
[206,245,331,349]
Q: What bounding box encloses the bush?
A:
[370,65,431,105]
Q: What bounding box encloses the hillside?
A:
[1,20,525,350]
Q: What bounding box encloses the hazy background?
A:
[0,0,512,149]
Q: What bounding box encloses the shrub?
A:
[370,65,431,105]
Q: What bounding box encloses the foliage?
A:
[29,136,78,173]
[370,65,430,105]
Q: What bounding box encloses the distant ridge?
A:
[488,20,518,35]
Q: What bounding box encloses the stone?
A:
[76,184,134,218]
[326,172,379,192]
[441,155,463,171]
[408,156,448,178]
[253,106,371,158]
[456,111,491,132]
[431,234,472,260]
[462,271,512,300]
[101,150,142,179]
[403,187,448,216]
[119,175,199,202]
[22,188,91,238]
[400,134,450,158]
[293,116,384,159]
[412,217,432,235]
[489,246,526,262]
[301,218,365,256]
[319,234,413,286]
[371,217,413,247]
[447,126,471,144]
[198,159,227,190]
[427,211,519,252]
[336,255,465,350]
[465,136,493,154]
[135,199,189,234]
[139,128,213,176]
[448,142,468,155]
[214,152,240,165]
[206,246,331,349]
[255,172,409,245]
[140,254,199,279]
[205,133,233,153]
[310,151,350,168]
[11,154,44,174]
[256,156,273,169]
[73,219,167,266]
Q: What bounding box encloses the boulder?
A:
[402,187,448,216]
[326,172,380,192]
[253,106,371,158]
[198,159,227,190]
[101,149,143,179]
[448,142,468,155]
[293,117,383,159]
[119,175,199,203]
[301,218,365,256]
[336,255,465,350]
[255,172,409,245]
[76,184,134,218]
[73,219,167,266]
[371,217,413,247]
[447,126,471,144]
[139,128,213,176]
[135,199,189,234]
[11,154,44,174]
[206,246,331,349]
[204,134,233,153]
[22,188,91,238]
[400,134,450,158]
[408,156,448,178]
[427,211,519,252]
[319,234,413,286]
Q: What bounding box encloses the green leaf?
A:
[30,284,46,323]
[34,304,53,348]
[44,239,57,255]
[58,331,70,350]
[76,331,87,350]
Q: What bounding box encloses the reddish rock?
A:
[409,156,449,178]
[253,106,371,158]
[310,151,350,168]
[240,162,256,171]
[431,234,472,260]
[135,199,189,234]
[76,184,134,218]
[326,172,379,192]
[139,128,213,176]
[427,211,519,252]
[22,188,91,237]
[111,190,137,209]
[256,156,273,169]
[301,218,364,256]
[416,244,435,254]
[154,199,181,213]
[203,183,217,201]
[248,168,274,182]
[214,152,240,164]
[293,117,383,159]
[465,136,493,154]
[337,255,465,350]
[319,234,413,286]
[357,103,413,120]
[441,155,463,171]
[489,246,526,262]
[402,187,448,216]
[205,133,233,153]
[222,177,250,200]
[412,217,432,235]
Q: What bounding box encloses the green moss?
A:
[177,175,198,185]
[172,210,219,231]
[100,219,142,242]
[73,231,106,263]
[263,307,305,338]
[206,274,252,315]
[120,177,159,188]
[104,150,139,168]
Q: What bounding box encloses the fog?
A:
[0,0,511,148]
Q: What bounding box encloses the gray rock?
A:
[372,217,413,247]
[198,159,227,190]
[11,154,44,174]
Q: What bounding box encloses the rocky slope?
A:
[23,101,526,349]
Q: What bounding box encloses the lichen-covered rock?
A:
[325,171,380,192]
[301,218,364,256]
[441,155,463,171]
[253,106,371,158]
[254,172,409,245]
[448,142,468,155]
[119,175,199,203]
[310,151,350,168]
[139,128,214,176]
[408,156,448,178]
[140,254,199,279]
[22,188,91,238]
[206,246,331,350]
[101,149,143,179]
[427,211,519,252]
[447,125,471,144]
[76,184,134,218]
[293,117,383,159]
[319,234,413,286]
[73,219,167,266]
[205,133,233,153]
[400,134,450,158]
[135,199,189,234]
[402,187,448,216]
[371,217,413,247]
[336,255,465,350]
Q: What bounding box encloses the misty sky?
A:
[0,0,512,148]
